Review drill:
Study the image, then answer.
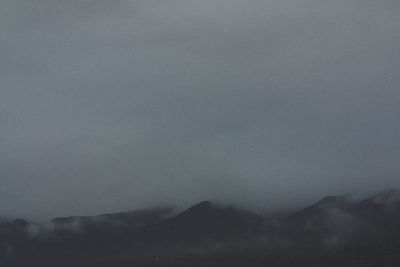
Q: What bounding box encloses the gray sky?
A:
[1,0,400,219]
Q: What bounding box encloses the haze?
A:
[1,0,399,219]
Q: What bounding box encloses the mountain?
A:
[351,189,400,216]
[289,195,354,226]
[46,206,174,239]
[2,191,400,266]
[163,201,264,240]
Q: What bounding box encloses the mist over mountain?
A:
[1,190,400,266]
[1,0,400,265]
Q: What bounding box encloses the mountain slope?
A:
[2,191,400,266]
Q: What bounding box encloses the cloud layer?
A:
[1,0,400,219]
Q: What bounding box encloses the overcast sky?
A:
[1,0,400,219]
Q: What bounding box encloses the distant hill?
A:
[2,190,400,266]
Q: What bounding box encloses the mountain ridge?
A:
[2,190,400,266]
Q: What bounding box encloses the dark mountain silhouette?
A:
[2,191,400,266]
[289,195,354,225]
[351,190,400,216]
[163,201,264,240]
[47,206,174,239]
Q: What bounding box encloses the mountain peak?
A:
[289,195,353,224]
[315,195,352,209]
[168,201,263,228]
[175,201,224,220]
[352,189,400,212]
[189,201,213,210]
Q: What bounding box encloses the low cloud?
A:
[1,0,400,219]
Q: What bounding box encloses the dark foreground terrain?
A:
[2,190,400,266]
